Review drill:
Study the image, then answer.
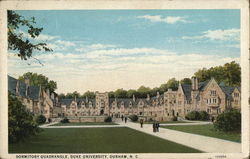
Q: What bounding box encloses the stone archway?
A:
[100,109,104,115]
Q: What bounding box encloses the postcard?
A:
[0,0,249,159]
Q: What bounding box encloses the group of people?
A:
[153,121,160,132]
[121,115,127,123]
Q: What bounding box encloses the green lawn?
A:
[51,122,118,126]
[162,124,241,143]
[9,127,201,153]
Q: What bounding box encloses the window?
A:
[234,93,239,97]
[211,90,216,96]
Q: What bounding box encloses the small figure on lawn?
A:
[156,121,160,132]
[121,115,124,121]
[125,117,127,123]
[153,121,156,132]
[140,119,144,128]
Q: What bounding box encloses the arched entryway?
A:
[100,109,104,115]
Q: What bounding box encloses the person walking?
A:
[121,115,124,121]
[125,117,127,123]
[156,121,160,132]
[153,121,156,132]
[140,119,143,128]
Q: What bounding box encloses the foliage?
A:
[60,117,69,123]
[81,91,95,99]
[129,114,138,122]
[194,61,241,87]
[8,10,52,61]
[180,78,192,85]
[214,109,241,132]
[65,91,80,98]
[19,72,57,93]
[199,111,210,121]
[104,116,112,122]
[114,88,128,98]
[185,111,202,120]
[166,78,179,91]
[8,92,40,143]
[172,116,178,121]
[35,114,46,125]
[58,93,66,99]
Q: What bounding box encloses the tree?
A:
[137,86,151,98]
[180,78,192,85]
[114,89,127,98]
[214,109,241,132]
[166,78,179,91]
[82,91,95,99]
[65,91,80,98]
[58,93,66,99]
[194,61,240,86]
[19,72,57,93]
[108,91,115,98]
[8,92,40,143]
[126,89,137,98]
[8,11,52,62]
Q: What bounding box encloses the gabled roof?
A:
[181,84,192,100]
[219,85,235,100]
[8,75,40,100]
[198,80,209,91]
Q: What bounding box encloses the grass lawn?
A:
[51,122,118,126]
[9,127,201,153]
[162,124,241,143]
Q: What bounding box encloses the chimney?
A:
[192,77,198,91]
[46,88,50,96]
[147,94,150,101]
[133,94,135,102]
[86,96,88,103]
[157,92,160,98]
[16,80,20,95]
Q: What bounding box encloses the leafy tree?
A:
[8,10,52,61]
[108,91,115,98]
[82,91,95,99]
[185,111,201,120]
[114,88,127,98]
[137,86,151,98]
[58,93,66,99]
[194,61,240,86]
[180,78,192,85]
[65,91,80,98]
[214,109,241,132]
[19,72,57,93]
[199,111,210,121]
[166,78,179,91]
[126,89,137,98]
[35,114,46,125]
[8,92,40,143]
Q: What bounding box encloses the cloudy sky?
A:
[8,10,240,94]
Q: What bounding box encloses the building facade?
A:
[60,77,241,121]
[8,75,60,119]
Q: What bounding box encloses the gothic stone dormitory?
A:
[8,76,241,120]
[8,75,61,119]
[59,77,241,121]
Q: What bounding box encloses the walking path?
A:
[39,122,125,128]
[115,120,241,153]
[159,122,212,126]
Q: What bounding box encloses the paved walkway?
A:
[159,122,212,126]
[39,122,125,128]
[116,120,241,153]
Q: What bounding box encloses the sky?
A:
[8,10,240,94]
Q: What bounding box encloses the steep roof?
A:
[219,85,235,100]
[181,84,192,100]
[198,80,209,91]
[8,75,40,100]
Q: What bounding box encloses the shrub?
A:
[129,114,138,122]
[35,114,46,125]
[104,116,112,122]
[185,111,201,120]
[214,109,241,132]
[199,111,210,121]
[172,116,178,121]
[60,117,69,123]
[8,92,40,143]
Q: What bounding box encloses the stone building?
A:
[60,77,241,121]
[8,75,60,119]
